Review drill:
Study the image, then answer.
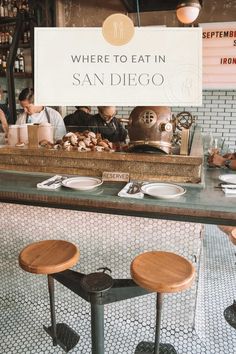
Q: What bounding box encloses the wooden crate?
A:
[0,127,203,183]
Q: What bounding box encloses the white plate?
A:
[62,177,103,190]
[219,174,236,184]
[141,183,186,199]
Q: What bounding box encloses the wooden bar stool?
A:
[19,240,80,352]
[131,251,195,354]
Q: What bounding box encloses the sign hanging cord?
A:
[136,0,141,27]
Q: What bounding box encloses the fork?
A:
[44,176,67,186]
[127,182,143,194]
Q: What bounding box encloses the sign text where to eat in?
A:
[35,25,202,106]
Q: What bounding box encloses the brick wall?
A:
[172,90,236,152]
[66,89,236,151]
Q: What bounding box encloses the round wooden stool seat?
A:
[19,240,79,274]
[131,251,195,293]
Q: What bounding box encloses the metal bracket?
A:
[52,269,150,305]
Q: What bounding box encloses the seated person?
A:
[64,106,92,132]
[0,107,9,135]
[89,106,127,143]
[218,225,236,245]
[0,102,12,123]
[208,152,236,170]
[16,88,66,141]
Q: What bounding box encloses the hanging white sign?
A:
[199,22,236,89]
[34,27,202,106]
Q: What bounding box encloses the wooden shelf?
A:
[0,44,11,49]
[14,72,32,78]
[0,72,32,78]
[0,16,17,25]
[19,42,31,49]
[0,12,31,25]
[121,0,203,13]
[0,42,30,50]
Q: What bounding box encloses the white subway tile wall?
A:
[65,90,236,151]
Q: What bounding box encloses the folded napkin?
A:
[222,187,236,196]
[118,182,144,199]
[37,175,64,190]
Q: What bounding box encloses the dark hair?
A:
[19,88,34,102]
[75,106,91,111]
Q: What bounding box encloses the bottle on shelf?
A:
[27,26,30,41]
[0,0,31,19]
[14,48,20,73]
[0,54,3,74]
[18,0,30,13]
[0,1,4,18]
[18,49,24,72]
[0,26,15,45]
[0,27,5,44]
[23,28,28,43]
[3,0,8,17]
[7,1,14,18]
[9,27,13,44]
[2,54,6,72]
[22,22,30,44]
[4,26,9,44]
[13,1,18,17]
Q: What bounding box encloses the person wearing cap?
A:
[63,106,92,132]
[89,106,127,143]
[16,88,66,141]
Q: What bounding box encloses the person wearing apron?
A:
[16,88,66,141]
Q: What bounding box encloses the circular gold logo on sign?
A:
[102,13,135,46]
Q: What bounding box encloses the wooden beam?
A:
[121,0,203,13]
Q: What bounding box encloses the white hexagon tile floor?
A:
[0,203,236,353]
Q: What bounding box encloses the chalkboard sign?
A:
[199,22,236,89]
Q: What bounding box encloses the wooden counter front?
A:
[0,127,203,183]
[0,145,202,183]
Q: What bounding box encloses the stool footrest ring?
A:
[43,323,80,353]
[135,341,177,354]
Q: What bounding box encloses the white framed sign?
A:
[199,22,236,89]
[35,27,202,106]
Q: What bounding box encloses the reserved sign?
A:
[102,171,130,182]
[35,27,202,106]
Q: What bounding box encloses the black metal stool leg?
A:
[154,293,162,354]
[135,292,177,354]
[224,300,236,330]
[91,303,104,354]
[47,274,57,346]
[44,274,80,352]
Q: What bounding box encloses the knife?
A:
[215,184,236,189]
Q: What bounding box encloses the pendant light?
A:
[176,0,201,24]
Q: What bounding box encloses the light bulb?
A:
[176,1,201,24]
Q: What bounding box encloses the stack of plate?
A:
[62,177,103,190]
[141,183,186,199]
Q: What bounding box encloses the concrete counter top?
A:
[0,167,235,225]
